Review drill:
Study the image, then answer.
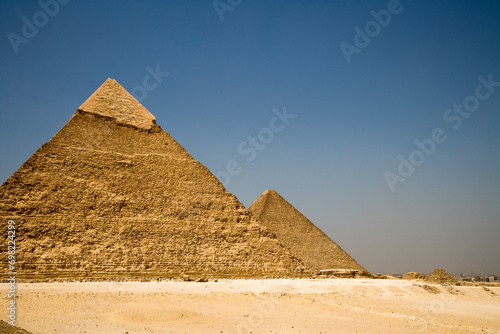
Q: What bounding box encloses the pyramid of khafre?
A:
[0,79,304,279]
[248,190,366,273]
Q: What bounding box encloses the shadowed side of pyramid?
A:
[0,79,304,279]
[248,190,366,273]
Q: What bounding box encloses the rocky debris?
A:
[373,274,390,279]
[403,271,427,280]
[426,268,456,284]
[318,269,358,278]
[482,287,497,296]
[355,270,373,278]
[0,79,304,279]
[195,277,208,282]
[248,189,366,273]
[0,320,33,334]
[447,286,460,295]
[419,284,440,294]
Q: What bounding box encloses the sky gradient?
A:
[1,0,499,275]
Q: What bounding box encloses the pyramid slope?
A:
[78,78,156,130]
[426,268,455,283]
[0,80,303,279]
[248,190,366,272]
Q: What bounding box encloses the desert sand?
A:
[2,278,499,334]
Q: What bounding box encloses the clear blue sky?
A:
[1,0,499,275]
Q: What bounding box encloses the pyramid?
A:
[426,268,455,284]
[248,190,366,273]
[0,79,304,279]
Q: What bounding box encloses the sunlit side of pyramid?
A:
[248,190,366,273]
[0,79,303,279]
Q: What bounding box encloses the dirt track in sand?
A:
[1,279,499,334]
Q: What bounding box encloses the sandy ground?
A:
[1,278,499,334]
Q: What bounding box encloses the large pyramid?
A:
[248,190,366,273]
[0,79,304,279]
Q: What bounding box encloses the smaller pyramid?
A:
[248,190,366,273]
[78,78,156,130]
[426,268,455,284]
[402,271,427,280]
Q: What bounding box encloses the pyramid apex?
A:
[262,189,281,197]
[78,78,156,130]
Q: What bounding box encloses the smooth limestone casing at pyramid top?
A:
[0,79,305,279]
[248,190,367,273]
